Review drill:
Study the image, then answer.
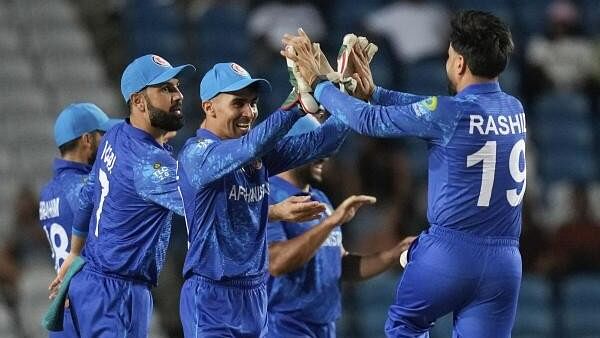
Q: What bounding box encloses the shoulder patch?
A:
[422,96,438,111]
[413,96,438,117]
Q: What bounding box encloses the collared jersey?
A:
[39,159,92,271]
[267,176,342,324]
[316,82,526,238]
[73,120,184,286]
[178,109,348,281]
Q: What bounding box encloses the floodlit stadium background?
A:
[1,0,599,337]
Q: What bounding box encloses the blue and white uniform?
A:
[315,81,526,337]
[266,176,342,338]
[178,110,349,337]
[40,159,91,338]
[68,120,184,337]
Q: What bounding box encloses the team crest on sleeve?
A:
[413,96,438,117]
[152,162,170,180]
[152,55,172,67]
[230,63,249,77]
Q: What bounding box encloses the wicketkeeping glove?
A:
[337,34,378,94]
[283,45,320,114]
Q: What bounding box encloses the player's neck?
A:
[129,113,168,145]
[277,172,309,191]
[62,150,90,165]
[457,73,498,93]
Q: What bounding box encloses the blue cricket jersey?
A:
[267,176,342,324]
[315,82,526,238]
[39,159,92,272]
[178,109,349,281]
[73,120,184,286]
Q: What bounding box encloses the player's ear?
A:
[457,54,467,76]
[202,100,216,118]
[131,92,146,112]
[81,132,93,148]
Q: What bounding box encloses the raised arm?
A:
[181,109,302,188]
[370,86,428,106]
[315,82,456,142]
[263,115,350,176]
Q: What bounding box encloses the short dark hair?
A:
[58,137,81,156]
[449,10,514,78]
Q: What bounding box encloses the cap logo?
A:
[152,55,171,67]
[230,63,249,77]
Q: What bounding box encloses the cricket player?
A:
[40,103,118,337]
[283,10,525,338]
[49,54,195,337]
[266,115,416,338]
[177,62,350,337]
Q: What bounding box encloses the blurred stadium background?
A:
[0,0,599,337]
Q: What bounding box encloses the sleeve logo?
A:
[413,96,438,117]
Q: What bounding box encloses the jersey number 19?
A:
[467,139,526,207]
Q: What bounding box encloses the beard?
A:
[145,95,184,131]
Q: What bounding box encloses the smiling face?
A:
[202,85,259,139]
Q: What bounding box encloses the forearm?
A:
[341,249,399,282]
[267,205,282,222]
[69,233,86,256]
[269,217,338,276]
[314,82,399,137]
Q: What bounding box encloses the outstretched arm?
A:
[182,109,302,188]
[269,195,376,276]
[341,236,416,281]
[263,115,350,176]
[268,195,326,223]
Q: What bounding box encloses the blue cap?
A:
[285,114,321,137]
[54,103,112,147]
[120,54,196,102]
[200,63,271,101]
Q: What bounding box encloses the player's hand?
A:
[281,29,322,90]
[394,236,417,255]
[350,43,376,101]
[48,253,75,299]
[329,195,376,225]
[268,195,326,223]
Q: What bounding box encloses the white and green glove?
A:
[283,45,320,114]
[337,34,378,94]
